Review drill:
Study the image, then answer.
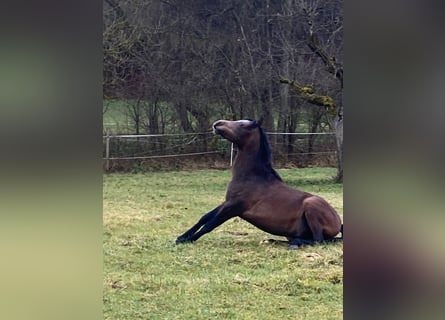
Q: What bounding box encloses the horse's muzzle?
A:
[213,120,225,133]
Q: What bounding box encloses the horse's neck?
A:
[232,147,273,179]
[232,151,256,176]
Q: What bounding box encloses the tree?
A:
[279,0,343,182]
[103,0,343,171]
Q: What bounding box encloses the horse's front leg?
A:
[176,205,222,244]
[186,200,243,242]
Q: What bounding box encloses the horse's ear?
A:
[256,118,263,127]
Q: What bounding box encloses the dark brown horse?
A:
[176,119,343,248]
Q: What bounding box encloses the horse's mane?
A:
[255,124,283,182]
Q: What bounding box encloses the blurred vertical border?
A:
[2,1,444,319]
[346,0,445,319]
[0,1,102,320]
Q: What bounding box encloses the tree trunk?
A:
[176,102,192,132]
[334,107,343,183]
[306,29,343,182]
[280,78,343,180]
[307,109,323,164]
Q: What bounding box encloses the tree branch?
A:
[279,78,337,116]
[307,32,343,88]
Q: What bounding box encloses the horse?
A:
[175,119,343,248]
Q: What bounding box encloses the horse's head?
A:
[213,119,261,148]
[213,118,281,180]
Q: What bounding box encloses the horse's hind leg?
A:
[176,205,222,243]
[288,201,327,249]
[289,215,342,249]
[304,210,325,242]
[288,238,317,249]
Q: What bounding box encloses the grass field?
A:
[103,168,343,319]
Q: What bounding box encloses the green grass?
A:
[104,168,343,319]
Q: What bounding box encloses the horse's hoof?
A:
[289,244,301,250]
[175,237,191,244]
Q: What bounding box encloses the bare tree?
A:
[103,0,343,170]
[279,0,343,181]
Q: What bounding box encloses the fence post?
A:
[105,136,110,171]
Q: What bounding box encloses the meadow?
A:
[103,167,343,319]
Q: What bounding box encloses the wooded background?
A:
[103,0,343,180]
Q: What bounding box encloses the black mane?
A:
[255,125,283,182]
